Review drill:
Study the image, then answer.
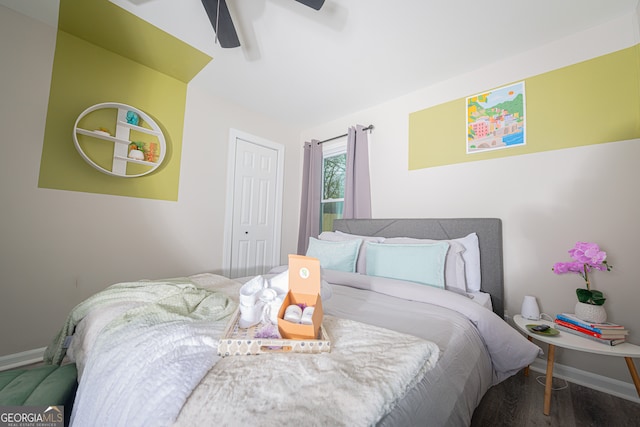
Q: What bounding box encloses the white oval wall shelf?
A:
[73,102,167,178]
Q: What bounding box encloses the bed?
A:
[44,218,541,427]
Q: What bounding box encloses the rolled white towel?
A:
[239,275,266,306]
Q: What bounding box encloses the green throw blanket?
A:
[43,276,238,426]
[44,278,236,365]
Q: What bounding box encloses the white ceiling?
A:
[2,0,639,128]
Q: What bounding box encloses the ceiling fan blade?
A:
[200,0,241,48]
[294,0,325,11]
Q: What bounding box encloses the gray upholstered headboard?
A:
[332,218,504,318]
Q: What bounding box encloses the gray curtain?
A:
[297,139,323,254]
[344,125,372,219]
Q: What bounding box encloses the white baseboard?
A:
[0,347,46,371]
[529,358,640,403]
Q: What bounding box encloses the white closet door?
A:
[225,130,284,278]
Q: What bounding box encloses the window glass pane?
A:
[321,201,344,232]
[323,153,346,200]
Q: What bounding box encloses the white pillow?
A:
[454,233,481,292]
[306,237,362,273]
[365,242,449,289]
[318,231,385,274]
[383,237,467,293]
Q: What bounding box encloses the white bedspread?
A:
[175,315,439,427]
[194,270,541,425]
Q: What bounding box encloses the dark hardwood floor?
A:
[471,371,640,427]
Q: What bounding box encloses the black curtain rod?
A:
[317,125,374,144]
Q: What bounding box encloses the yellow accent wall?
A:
[409,45,640,170]
[57,0,210,83]
[38,0,212,201]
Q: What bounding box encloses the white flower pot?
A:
[128,149,145,160]
[574,301,607,323]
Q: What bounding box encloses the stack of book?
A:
[554,313,628,346]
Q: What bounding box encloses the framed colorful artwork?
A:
[466,81,526,154]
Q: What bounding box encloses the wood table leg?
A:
[524,336,533,377]
[543,344,556,416]
[624,357,640,398]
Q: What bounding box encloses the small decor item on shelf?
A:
[126,110,139,125]
[142,142,159,163]
[93,127,111,136]
[128,141,145,160]
[552,241,613,322]
[128,150,145,160]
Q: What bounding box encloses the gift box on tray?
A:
[277,254,324,340]
[217,308,330,356]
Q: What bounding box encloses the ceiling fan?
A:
[200,0,325,48]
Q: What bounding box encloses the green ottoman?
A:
[0,363,77,410]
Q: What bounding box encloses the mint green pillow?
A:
[306,237,362,272]
[365,242,449,288]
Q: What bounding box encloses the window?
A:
[320,139,347,232]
